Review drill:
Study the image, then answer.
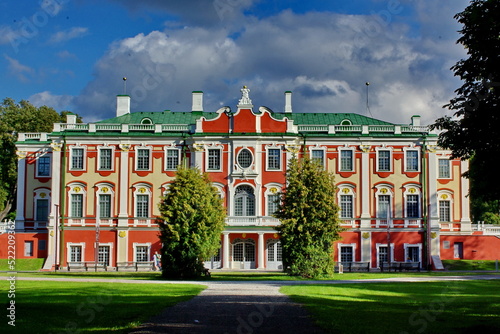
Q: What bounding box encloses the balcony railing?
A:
[226,216,281,226]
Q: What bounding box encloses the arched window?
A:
[234,185,255,216]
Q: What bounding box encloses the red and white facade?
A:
[4,87,500,270]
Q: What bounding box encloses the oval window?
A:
[237,149,253,168]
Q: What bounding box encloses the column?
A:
[222,232,230,269]
[257,232,265,269]
[118,144,130,225]
[460,160,472,230]
[360,146,371,225]
[14,151,27,229]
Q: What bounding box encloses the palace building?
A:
[5,87,500,270]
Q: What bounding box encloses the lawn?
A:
[0,280,205,334]
[281,280,500,334]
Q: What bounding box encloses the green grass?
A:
[0,258,44,271]
[281,280,500,334]
[442,259,499,271]
[0,280,205,334]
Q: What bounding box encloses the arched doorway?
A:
[267,239,282,270]
[232,238,255,269]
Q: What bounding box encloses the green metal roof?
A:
[271,112,393,125]
[96,111,220,125]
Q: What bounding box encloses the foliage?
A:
[432,0,500,202]
[157,167,226,279]
[275,156,343,278]
[0,98,81,221]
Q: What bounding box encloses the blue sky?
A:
[0,0,469,123]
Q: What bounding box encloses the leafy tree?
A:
[157,167,226,279]
[432,0,500,204]
[275,156,343,278]
[0,98,66,221]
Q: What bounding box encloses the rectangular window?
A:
[406,150,419,171]
[407,246,420,262]
[340,195,353,218]
[378,150,391,171]
[340,246,353,263]
[24,241,34,257]
[166,149,180,170]
[439,200,450,222]
[406,195,419,218]
[340,150,353,171]
[137,149,150,170]
[438,159,451,178]
[136,246,148,262]
[378,195,390,218]
[71,194,83,217]
[207,149,221,170]
[37,156,51,176]
[99,194,111,218]
[99,148,112,170]
[311,149,324,167]
[267,149,281,170]
[71,148,84,170]
[70,245,82,262]
[136,195,149,218]
[267,194,279,216]
[379,246,388,265]
[36,199,49,222]
[98,246,110,266]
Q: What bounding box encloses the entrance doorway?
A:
[232,239,255,269]
[267,240,282,269]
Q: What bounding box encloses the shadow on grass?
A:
[282,281,500,334]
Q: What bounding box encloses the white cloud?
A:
[28,91,74,111]
[48,27,89,44]
[4,55,34,82]
[73,4,467,125]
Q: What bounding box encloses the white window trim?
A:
[403,185,422,226]
[437,190,454,223]
[264,183,282,216]
[236,147,255,170]
[135,145,152,171]
[97,145,115,171]
[437,157,452,179]
[133,184,152,225]
[206,146,223,172]
[33,189,51,228]
[338,146,355,172]
[164,146,181,171]
[375,146,393,172]
[69,145,86,171]
[133,242,151,262]
[337,243,357,263]
[309,145,327,169]
[96,183,114,225]
[68,183,86,225]
[213,182,226,199]
[67,242,85,263]
[374,185,393,226]
[403,146,420,172]
[376,243,394,268]
[403,243,422,265]
[337,185,356,224]
[265,145,283,171]
[97,242,114,266]
[36,154,51,177]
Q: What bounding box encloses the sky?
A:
[0,0,470,124]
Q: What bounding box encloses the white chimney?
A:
[284,91,292,113]
[66,113,77,124]
[116,95,131,117]
[192,91,203,112]
[411,115,421,127]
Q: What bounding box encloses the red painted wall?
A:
[440,235,500,260]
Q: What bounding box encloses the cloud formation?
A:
[48,27,89,44]
[70,1,468,125]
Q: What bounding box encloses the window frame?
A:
[310,148,326,169]
[134,243,151,262]
[207,148,222,171]
[266,147,282,171]
[98,147,113,171]
[136,147,151,171]
[377,149,391,172]
[339,148,354,172]
[36,155,51,177]
[404,149,420,172]
[165,148,180,171]
[70,147,85,170]
[337,243,356,263]
[237,148,253,169]
[438,158,451,179]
